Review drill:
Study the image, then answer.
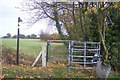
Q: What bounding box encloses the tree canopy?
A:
[21,1,120,71]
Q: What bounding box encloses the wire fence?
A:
[47,40,68,62]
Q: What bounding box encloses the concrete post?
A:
[42,47,46,67]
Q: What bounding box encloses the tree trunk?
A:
[98,3,109,63]
[99,29,109,63]
[53,3,64,40]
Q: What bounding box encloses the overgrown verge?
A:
[1,44,41,66]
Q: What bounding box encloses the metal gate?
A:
[46,40,100,72]
[68,41,100,72]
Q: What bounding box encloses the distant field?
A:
[2,38,46,55]
[2,38,68,62]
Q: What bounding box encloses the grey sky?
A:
[0,0,54,37]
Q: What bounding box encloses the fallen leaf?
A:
[30,76,34,78]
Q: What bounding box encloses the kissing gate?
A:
[46,40,101,72]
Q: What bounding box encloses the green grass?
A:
[2,62,90,78]
[2,38,46,55]
[2,62,120,78]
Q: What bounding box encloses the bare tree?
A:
[20,1,117,63]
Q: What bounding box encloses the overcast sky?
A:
[0,0,56,37]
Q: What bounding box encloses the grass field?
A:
[2,38,46,55]
[2,38,68,62]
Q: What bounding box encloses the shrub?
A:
[1,45,41,66]
[40,32,60,41]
